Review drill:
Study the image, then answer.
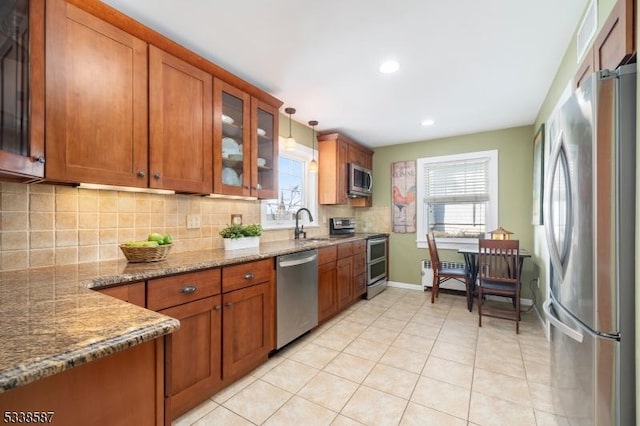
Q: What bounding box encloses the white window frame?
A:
[261,137,318,230]
[416,150,498,250]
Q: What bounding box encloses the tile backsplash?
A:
[0,182,360,271]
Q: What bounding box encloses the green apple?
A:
[148,232,164,243]
[162,235,173,245]
[142,241,159,247]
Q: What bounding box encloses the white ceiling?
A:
[101,0,587,148]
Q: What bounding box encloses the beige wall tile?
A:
[79,213,99,229]
[99,245,118,261]
[56,230,78,247]
[30,212,54,230]
[3,212,29,230]
[29,249,55,268]
[30,193,54,212]
[78,245,99,263]
[118,193,136,212]
[1,182,28,193]
[99,213,117,229]
[55,213,78,230]
[56,247,78,265]
[78,230,99,246]
[99,229,118,245]
[118,229,135,244]
[3,250,29,270]
[99,192,118,212]
[3,231,28,250]
[78,192,99,212]
[118,213,135,228]
[29,184,54,194]
[2,193,28,211]
[56,194,78,212]
[31,231,54,249]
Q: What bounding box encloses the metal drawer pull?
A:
[214,305,222,311]
[225,302,233,308]
[244,272,255,280]
[181,285,197,294]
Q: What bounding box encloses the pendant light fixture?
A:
[308,120,318,173]
[284,107,296,151]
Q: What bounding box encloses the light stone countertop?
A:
[0,234,385,393]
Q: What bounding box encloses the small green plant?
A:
[219,223,263,239]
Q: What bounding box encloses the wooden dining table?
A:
[458,246,531,312]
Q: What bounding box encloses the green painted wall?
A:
[371,125,536,298]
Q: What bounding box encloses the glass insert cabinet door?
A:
[213,78,278,199]
[251,98,278,199]
[0,0,45,180]
[214,79,250,196]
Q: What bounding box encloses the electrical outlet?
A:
[186,214,201,229]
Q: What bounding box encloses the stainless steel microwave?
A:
[348,163,372,197]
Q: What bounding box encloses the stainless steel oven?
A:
[366,236,388,299]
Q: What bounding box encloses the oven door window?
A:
[368,258,386,284]
[368,239,386,262]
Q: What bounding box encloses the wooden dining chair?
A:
[477,239,521,333]
[426,232,470,304]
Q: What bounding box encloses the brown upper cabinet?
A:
[318,132,373,207]
[213,79,278,199]
[149,46,213,193]
[0,0,45,182]
[575,0,636,87]
[40,0,282,195]
[45,0,149,187]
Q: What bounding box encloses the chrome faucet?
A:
[294,208,314,239]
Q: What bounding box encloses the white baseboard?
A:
[387,281,423,291]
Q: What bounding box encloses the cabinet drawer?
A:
[318,246,337,264]
[222,258,273,293]
[147,268,221,311]
[353,240,366,254]
[337,242,354,258]
[99,282,146,307]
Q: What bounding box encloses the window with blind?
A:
[416,150,498,249]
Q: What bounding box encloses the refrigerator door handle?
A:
[543,298,584,343]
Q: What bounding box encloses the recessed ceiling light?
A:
[421,119,435,126]
[379,60,399,74]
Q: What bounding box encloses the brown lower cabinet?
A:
[319,241,367,323]
[0,338,165,425]
[145,260,274,420]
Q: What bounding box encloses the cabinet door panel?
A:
[318,261,338,322]
[222,282,273,380]
[149,46,212,193]
[46,0,148,186]
[160,295,222,419]
[251,98,278,199]
[594,0,635,71]
[336,257,353,309]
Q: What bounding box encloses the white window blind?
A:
[416,150,498,249]
[424,158,489,204]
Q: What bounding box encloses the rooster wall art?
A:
[391,161,417,233]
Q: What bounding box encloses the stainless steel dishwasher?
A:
[276,249,318,349]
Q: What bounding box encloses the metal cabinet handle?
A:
[225,302,233,308]
[181,285,197,294]
[253,184,262,190]
[137,170,146,177]
[34,156,45,164]
[154,173,161,179]
[244,272,255,280]
[214,305,222,312]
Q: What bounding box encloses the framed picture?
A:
[532,123,545,225]
[391,161,416,233]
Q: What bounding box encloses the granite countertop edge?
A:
[0,234,387,393]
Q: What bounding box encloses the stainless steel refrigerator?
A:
[542,63,636,426]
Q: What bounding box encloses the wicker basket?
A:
[120,243,172,263]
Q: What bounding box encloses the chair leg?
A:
[477,286,482,328]
[515,292,520,334]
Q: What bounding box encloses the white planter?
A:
[223,236,260,251]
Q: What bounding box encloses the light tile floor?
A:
[173,287,564,426]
